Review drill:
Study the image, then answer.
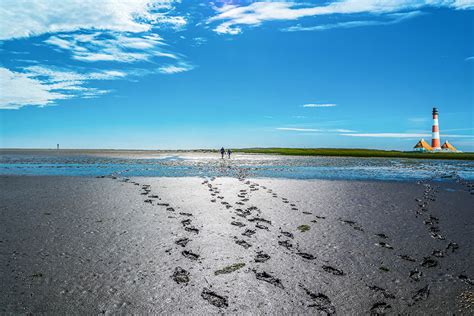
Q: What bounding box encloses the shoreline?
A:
[1,148,473,161]
[1,175,473,313]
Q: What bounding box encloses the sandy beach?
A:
[0,174,473,314]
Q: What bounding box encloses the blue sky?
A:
[0,0,473,150]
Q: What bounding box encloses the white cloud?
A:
[465,56,474,61]
[0,66,126,109]
[0,67,69,109]
[208,1,474,34]
[341,133,474,138]
[303,103,337,108]
[44,32,176,63]
[0,0,185,41]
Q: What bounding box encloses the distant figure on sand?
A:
[227,148,232,159]
[220,147,225,159]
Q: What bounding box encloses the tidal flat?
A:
[1,172,473,314]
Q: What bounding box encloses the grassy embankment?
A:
[236,148,474,160]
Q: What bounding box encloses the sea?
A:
[1,150,473,182]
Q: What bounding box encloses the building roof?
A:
[414,139,433,151]
[441,140,457,151]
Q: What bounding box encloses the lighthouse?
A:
[431,107,441,150]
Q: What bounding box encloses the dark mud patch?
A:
[172,267,190,284]
[179,212,193,217]
[166,207,175,212]
[322,265,344,276]
[255,252,271,263]
[302,287,336,315]
[182,250,200,261]
[214,263,246,275]
[375,233,389,239]
[201,288,228,308]
[175,237,191,247]
[235,239,252,249]
[254,271,284,289]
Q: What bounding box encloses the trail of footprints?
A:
[97,174,471,313]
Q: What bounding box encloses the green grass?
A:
[235,148,474,160]
[214,263,246,275]
[297,224,311,232]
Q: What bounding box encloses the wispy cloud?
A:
[284,11,422,32]
[408,117,428,123]
[341,133,474,138]
[277,127,356,133]
[208,1,473,35]
[465,56,474,61]
[303,103,336,108]
[158,62,194,74]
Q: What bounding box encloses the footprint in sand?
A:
[171,267,190,284]
[201,288,228,308]
[322,265,344,276]
[409,268,422,281]
[255,224,269,230]
[235,239,252,249]
[175,237,191,247]
[278,240,293,250]
[368,285,396,299]
[280,231,294,238]
[185,226,199,234]
[296,252,316,260]
[369,302,392,315]
[410,285,430,305]
[255,251,271,263]
[182,250,200,261]
[301,287,336,315]
[421,257,438,268]
[254,271,284,289]
[242,229,256,237]
[231,221,246,227]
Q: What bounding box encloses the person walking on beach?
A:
[220,147,225,159]
[227,148,232,159]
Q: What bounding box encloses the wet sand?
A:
[0,175,473,314]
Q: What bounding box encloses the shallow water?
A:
[1,150,473,181]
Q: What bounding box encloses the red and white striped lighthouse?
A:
[431,107,441,150]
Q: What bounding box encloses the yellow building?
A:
[413,139,433,152]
